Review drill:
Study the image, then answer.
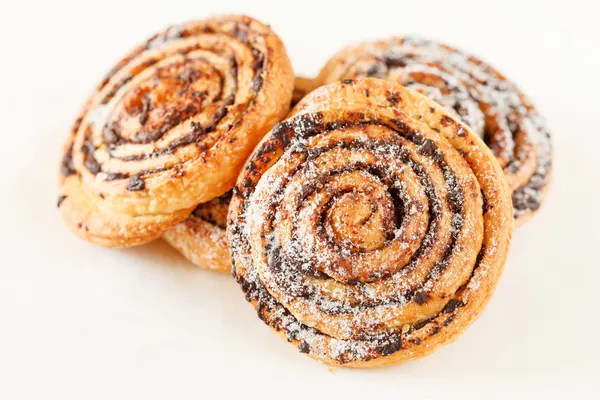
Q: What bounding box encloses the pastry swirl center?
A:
[324,190,394,254]
[104,59,223,144]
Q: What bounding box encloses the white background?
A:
[1,0,599,398]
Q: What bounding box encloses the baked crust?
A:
[228,78,513,367]
[58,15,294,247]
[315,37,552,225]
[291,76,316,107]
[162,191,232,272]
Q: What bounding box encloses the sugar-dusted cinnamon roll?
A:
[316,37,552,225]
[58,15,294,247]
[228,78,513,367]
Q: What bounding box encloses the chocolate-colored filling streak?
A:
[230,109,482,364]
[61,144,76,177]
[61,115,83,177]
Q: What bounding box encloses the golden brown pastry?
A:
[228,78,513,367]
[315,37,552,225]
[163,191,232,273]
[57,15,294,247]
[291,76,316,107]
[162,77,316,271]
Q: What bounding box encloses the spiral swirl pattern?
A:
[58,15,294,246]
[228,79,513,367]
[316,37,552,224]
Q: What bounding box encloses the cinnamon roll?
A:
[57,15,294,247]
[316,37,552,225]
[228,78,513,367]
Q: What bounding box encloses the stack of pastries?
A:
[57,15,552,367]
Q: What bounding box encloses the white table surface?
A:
[1,0,598,398]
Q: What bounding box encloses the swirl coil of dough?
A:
[57,15,294,247]
[163,78,314,271]
[316,37,552,224]
[228,78,513,367]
